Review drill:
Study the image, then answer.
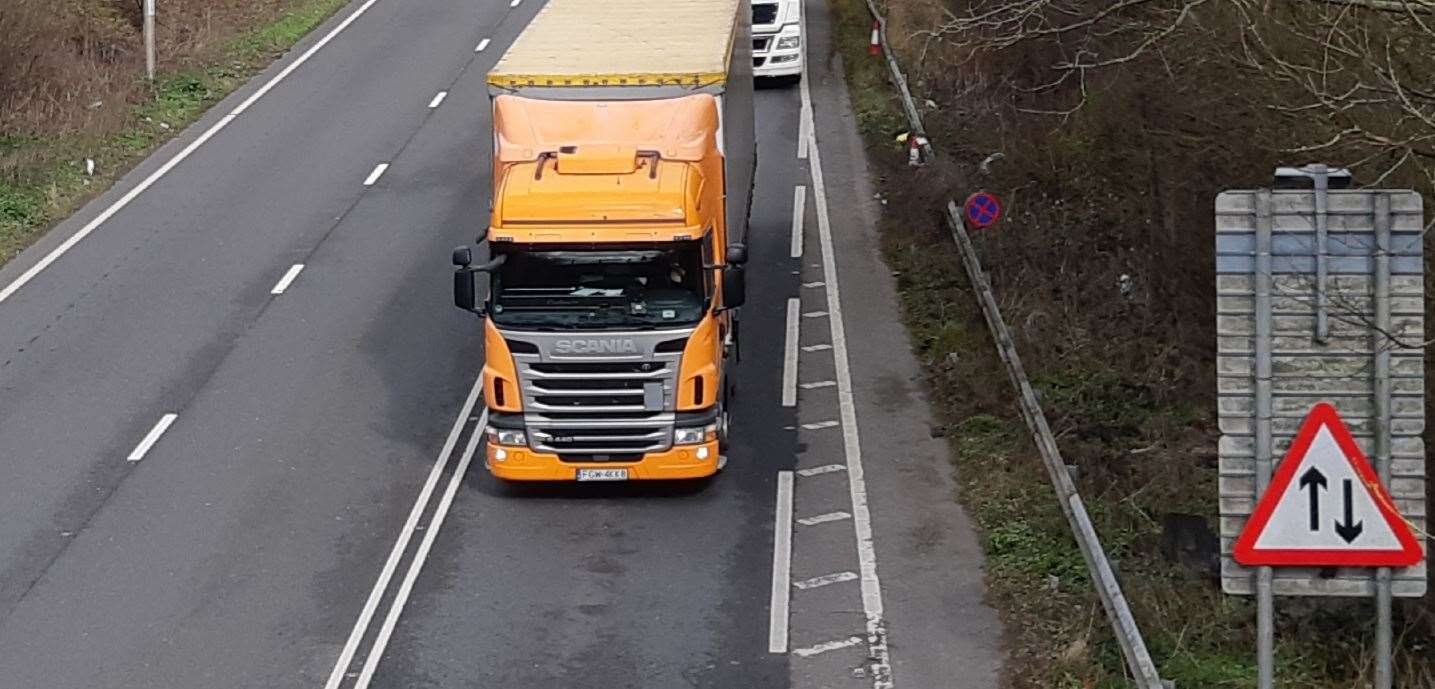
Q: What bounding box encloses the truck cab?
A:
[453,95,747,482]
[752,0,802,80]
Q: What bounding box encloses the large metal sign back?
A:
[1215,186,1427,597]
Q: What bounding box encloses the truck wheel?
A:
[718,386,733,451]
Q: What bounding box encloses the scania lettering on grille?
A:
[552,339,639,354]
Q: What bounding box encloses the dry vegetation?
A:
[0,0,347,263]
[828,0,1435,685]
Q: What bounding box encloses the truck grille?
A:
[515,356,680,457]
[753,2,778,26]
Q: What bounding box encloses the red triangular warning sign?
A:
[1234,402,1423,568]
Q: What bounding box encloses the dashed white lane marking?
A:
[783,298,800,408]
[797,463,846,477]
[793,636,864,658]
[475,38,491,52]
[353,406,489,688]
[802,343,832,352]
[802,8,895,681]
[800,380,836,390]
[770,471,794,653]
[323,376,485,689]
[797,104,810,160]
[794,571,859,590]
[801,420,838,431]
[363,163,389,186]
[803,281,825,288]
[126,413,178,462]
[428,91,448,108]
[803,310,828,318]
[270,264,305,295]
[0,0,387,307]
[791,185,807,258]
[509,0,521,6]
[798,511,852,527]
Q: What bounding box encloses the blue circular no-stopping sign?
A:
[963,192,1002,229]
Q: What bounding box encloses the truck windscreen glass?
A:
[489,244,707,330]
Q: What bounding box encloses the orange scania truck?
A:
[452,0,756,482]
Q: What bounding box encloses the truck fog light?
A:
[772,54,798,64]
[486,427,526,446]
[493,448,508,461]
[675,423,719,445]
[696,447,710,460]
[776,35,800,50]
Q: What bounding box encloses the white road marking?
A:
[790,185,807,258]
[793,636,864,658]
[0,0,387,307]
[794,571,859,590]
[801,420,838,430]
[800,380,836,390]
[427,91,448,108]
[353,406,488,688]
[783,298,800,408]
[475,38,491,52]
[803,311,828,318]
[802,17,895,682]
[798,511,851,526]
[323,377,485,689]
[802,281,825,288]
[363,163,389,186]
[797,104,810,160]
[802,343,832,352]
[269,264,305,295]
[126,413,178,462]
[796,463,846,477]
[770,471,794,653]
[509,0,521,6]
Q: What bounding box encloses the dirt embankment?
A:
[828,0,1435,685]
[0,0,346,263]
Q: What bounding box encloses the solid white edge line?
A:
[270,263,305,295]
[782,298,800,407]
[126,413,178,462]
[363,163,389,186]
[0,0,385,307]
[428,91,448,108]
[769,471,794,653]
[353,407,489,688]
[475,38,491,52]
[790,185,807,258]
[802,1,894,678]
[322,376,484,689]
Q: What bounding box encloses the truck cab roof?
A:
[489,96,723,244]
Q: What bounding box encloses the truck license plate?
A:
[576,468,629,482]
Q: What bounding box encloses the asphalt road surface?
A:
[0,1,1003,687]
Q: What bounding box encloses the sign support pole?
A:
[1372,193,1394,689]
[1254,190,1276,689]
[144,0,156,81]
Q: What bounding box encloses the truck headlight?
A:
[486,427,526,446]
[674,423,718,445]
[776,35,800,50]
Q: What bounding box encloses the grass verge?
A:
[825,0,1435,687]
[0,0,350,267]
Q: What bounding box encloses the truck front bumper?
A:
[485,440,721,481]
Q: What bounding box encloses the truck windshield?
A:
[490,244,708,330]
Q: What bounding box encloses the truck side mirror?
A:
[722,267,747,309]
[453,245,473,267]
[454,269,479,313]
[726,243,748,266]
